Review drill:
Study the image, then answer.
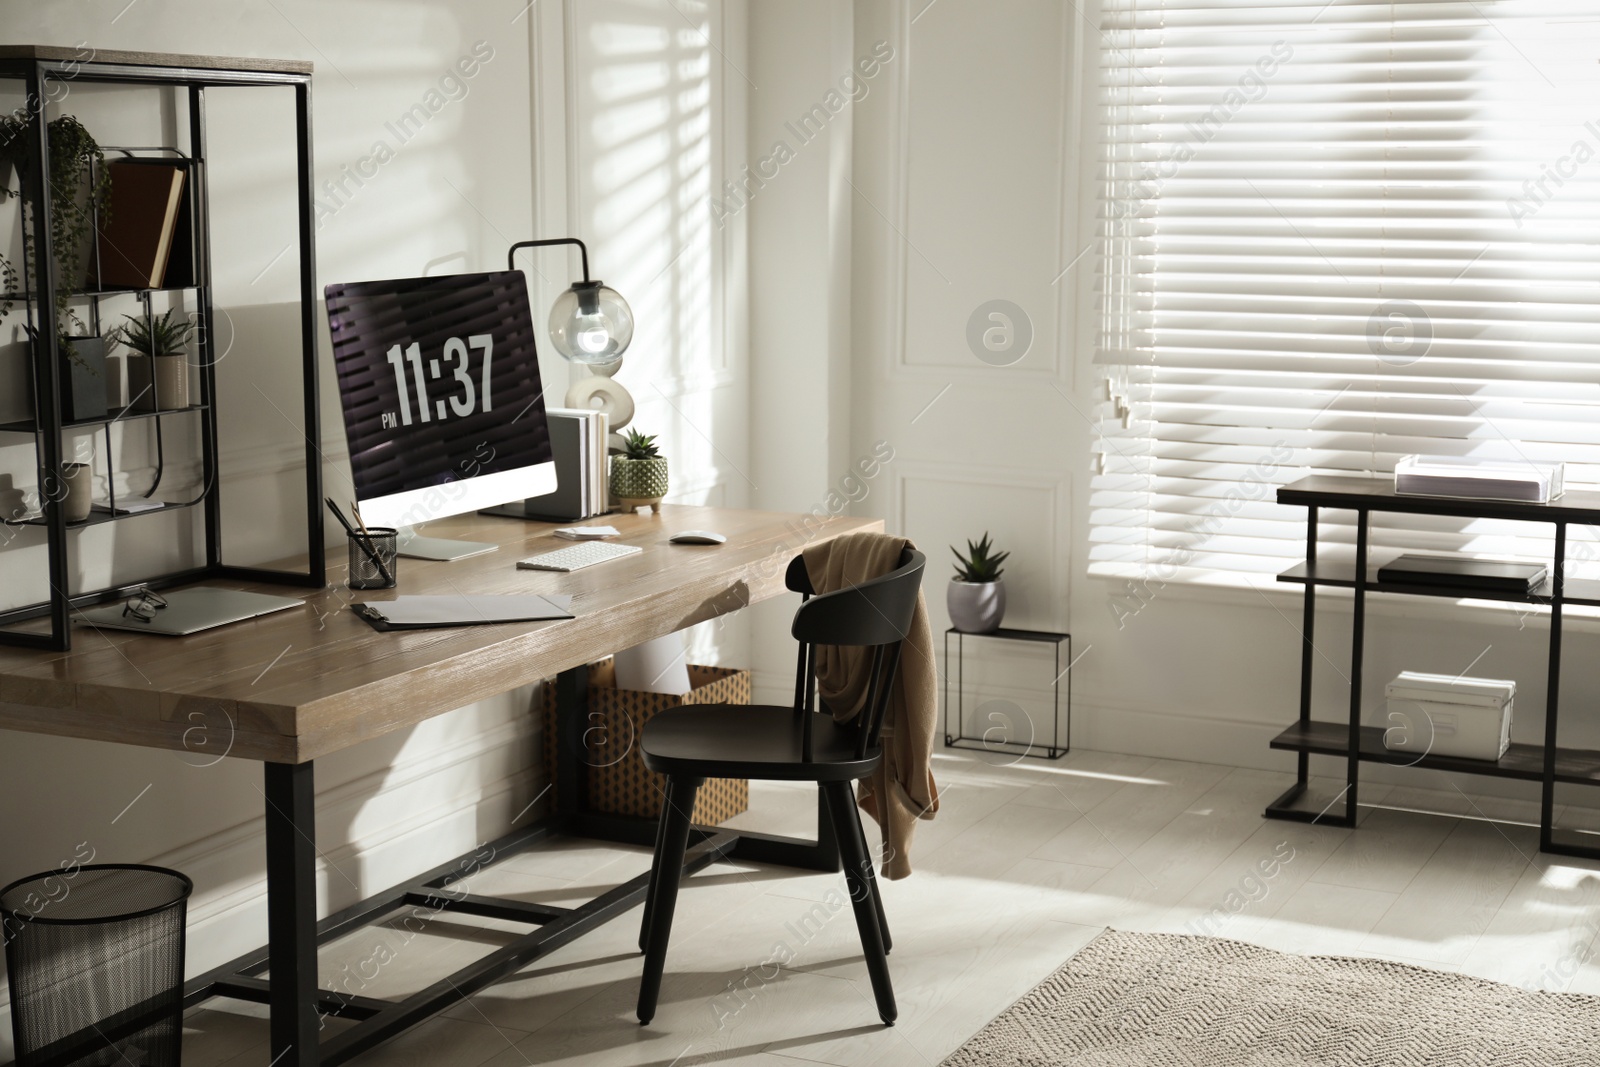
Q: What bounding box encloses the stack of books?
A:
[483,408,609,522]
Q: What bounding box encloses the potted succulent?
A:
[948,532,1009,633]
[611,428,668,513]
[0,113,112,421]
[111,308,193,412]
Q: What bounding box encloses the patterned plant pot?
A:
[611,455,668,513]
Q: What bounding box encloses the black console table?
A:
[1266,475,1600,858]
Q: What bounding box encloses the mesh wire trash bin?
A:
[2,865,192,1067]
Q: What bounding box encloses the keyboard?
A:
[516,541,642,573]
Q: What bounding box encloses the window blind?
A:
[1091,0,1600,589]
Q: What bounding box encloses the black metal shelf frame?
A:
[1266,475,1600,860]
[0,52,325,651]
[942,626,1072,760]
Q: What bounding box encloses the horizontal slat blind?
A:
[1092,0,1600,587]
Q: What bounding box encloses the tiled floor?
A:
[184,748,1600,1067]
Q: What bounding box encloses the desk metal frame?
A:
[12,679,840,1067]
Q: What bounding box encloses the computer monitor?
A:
[324,270,556,560]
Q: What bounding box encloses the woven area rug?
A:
[942,929,1598,1066]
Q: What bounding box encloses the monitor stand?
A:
[396,526,499,562]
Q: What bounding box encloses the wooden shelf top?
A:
[0,506,883,764]
[0,45,312,75]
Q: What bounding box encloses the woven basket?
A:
[542,658,750,824]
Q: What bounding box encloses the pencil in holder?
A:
[347,527,399,589]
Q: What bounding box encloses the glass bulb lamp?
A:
[548,281,633,364]
[508,237,634,366]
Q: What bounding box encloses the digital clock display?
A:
[325,271,552,501]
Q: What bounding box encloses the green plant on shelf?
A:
[0,112,111,367]
[620,428,660,460]
[951,532,1008,583]
[109,308,196,358]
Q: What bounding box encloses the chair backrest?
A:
[785,546,926,761]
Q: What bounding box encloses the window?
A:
[1090,0,1600,589]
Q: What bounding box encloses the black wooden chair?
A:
[634,546,926,1027]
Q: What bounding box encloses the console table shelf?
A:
[1267,474,1600,859]
[1276,560,1600,608]
[1270,720,1600,787]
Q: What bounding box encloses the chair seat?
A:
[640,703,881,782]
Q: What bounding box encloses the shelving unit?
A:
[1266,474,1600,858]
[0,46,324,651]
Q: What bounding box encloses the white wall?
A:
[0,1,751,1052]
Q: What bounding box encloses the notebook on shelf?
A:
[1376,554,1547,594]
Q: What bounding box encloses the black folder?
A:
[1376,554,1547,593]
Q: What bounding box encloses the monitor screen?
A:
[325,270,556,528]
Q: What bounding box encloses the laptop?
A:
[76,587,303,636]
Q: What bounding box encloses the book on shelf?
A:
[95,161,188,289]
[1375,553,1546,594]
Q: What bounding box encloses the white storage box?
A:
[1394,455,1564,504]
[1382,671,1514,761]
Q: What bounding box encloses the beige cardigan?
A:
[803,532,939,879]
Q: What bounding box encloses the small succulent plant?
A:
[110,308,195,357]
[951,532,1008,583]
[621,428,660,461]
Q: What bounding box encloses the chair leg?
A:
[639,796,672,953]
[823,781,897,1025]
[637,775,701,1025]
[843,787,892,955]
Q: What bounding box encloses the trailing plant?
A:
[0,112,111,364]
[620,428,661,460]
[951,532,1009,583]
[109,308,196,358]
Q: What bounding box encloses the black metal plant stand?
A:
[943,627,1072,760]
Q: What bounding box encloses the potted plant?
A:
[110,308,193,412]
[611,428,668,513]
[949,532,1009,633]
[0,113,112,421]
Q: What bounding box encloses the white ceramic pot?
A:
[127,354,189,411]
[948,578,1006,633]
[61,462,93,523]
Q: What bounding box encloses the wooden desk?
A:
[0,505,881,1067]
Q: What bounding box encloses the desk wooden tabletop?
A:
[0,506,882,763]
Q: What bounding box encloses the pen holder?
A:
[347,528,399,589]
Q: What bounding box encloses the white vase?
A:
[948,578,1006,633]
[127,354,189,411]
[61,462,93,522]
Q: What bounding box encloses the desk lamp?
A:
[509,238,637,432]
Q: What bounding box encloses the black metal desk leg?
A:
[555,665,590,818]
[265,761,320,1067]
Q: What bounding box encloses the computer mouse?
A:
[670,530,726,545]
